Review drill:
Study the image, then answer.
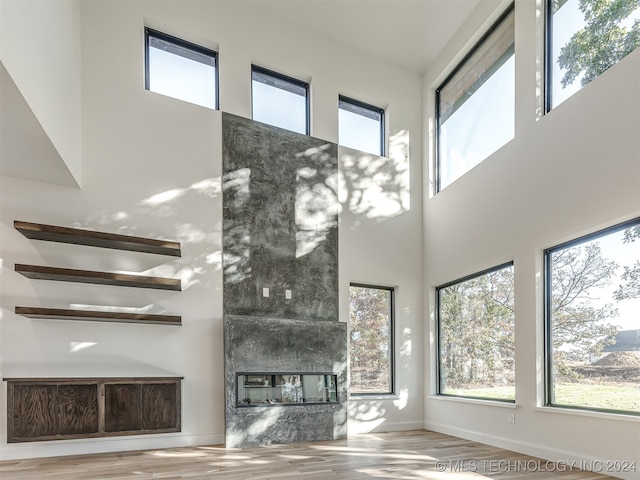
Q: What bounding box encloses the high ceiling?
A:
[1,1,496,188]
[251,0,497,73]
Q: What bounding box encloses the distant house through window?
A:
[145,28,218,109]
[339,95,385,156]
[545,217,640,415]
[251,65,310,135]
[436,5,515,191]
[349,284,394,395]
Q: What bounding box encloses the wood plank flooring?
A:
[0,430,617,479]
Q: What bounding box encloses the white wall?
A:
[0,0,424,459]
[0,0,83,185]
[423,1,640,477]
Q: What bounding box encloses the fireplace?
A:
[237,373,338,406]
[222,113,346,448]
[224,315,347,448]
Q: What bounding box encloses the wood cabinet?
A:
[5,378,181,443]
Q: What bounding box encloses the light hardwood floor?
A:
[0,430,617,479]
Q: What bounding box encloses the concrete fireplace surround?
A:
[224,315,347,447]
[222,113,346,448]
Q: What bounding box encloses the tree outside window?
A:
[349,285,394,395]
[548,0,640,108]
[546,219,640,414]
[437,263,515,401]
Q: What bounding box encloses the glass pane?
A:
[438,9,515,191]
[349,286,392,394]
[549,0,640,109]
[339,99,383,155]
[237,374,337,406]
[147,34,217,109]
[438,265,515,401]
[548,221,640,414]
[252,70,308,134]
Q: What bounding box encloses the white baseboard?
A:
[0,433,225,461]
[424,421,638,480]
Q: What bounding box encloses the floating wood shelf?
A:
[14,221,181,257]
[15,264,182,291]
[15,307,182,326]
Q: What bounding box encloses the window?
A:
[145,28,218,109]
[349,284,394,395]
[338,95,385,156]
[437,263,515,401]
[251,66,309,135]
[545,218,640,415]
[546,0,640,110]
[436,6,515,192]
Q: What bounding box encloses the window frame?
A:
[435,3,515,193]
[544,0,640,112]
[543,0,554,113]
[251,65,310,135]
[338,95,385,156]
[349,283,395,396]
[435,261,516,403]
[543,217,640,415]
[144,27,219,110]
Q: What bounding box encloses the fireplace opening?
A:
[237,373,338,407]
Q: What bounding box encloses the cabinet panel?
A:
[58,384,99,435]
[5,378,181,442]
[105,384,141,432]
[142,383,177,430]
[13,385,58,437]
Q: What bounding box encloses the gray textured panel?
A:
[222,113,338,322]
[225,315,347,448]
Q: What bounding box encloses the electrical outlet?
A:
[508,413,516,424]
[285,289,292,299]
[262,287,269,297]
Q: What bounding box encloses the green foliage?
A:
[438,242,622,394]
[349,286,391,392]
[557,0,640,88]
[614,225,640,301]
[550,243,619,359]
[439,267,515,392]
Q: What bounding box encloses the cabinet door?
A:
[12,385,58,438]
[104,384,141,432]
[58,384,99,435]
[142,383,177,430]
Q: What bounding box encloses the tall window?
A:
[546,0,640,109]
[339,96,385,156]
[436,6,515,192]
[251,66,309,135]
[545,218,640,415]
[349,284,394,395]
[437,263,515,401]
[145,28,218,109]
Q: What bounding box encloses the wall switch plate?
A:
[285,289,292,299]
[262,288,269,297]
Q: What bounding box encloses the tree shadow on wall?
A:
[339,129,411,231]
